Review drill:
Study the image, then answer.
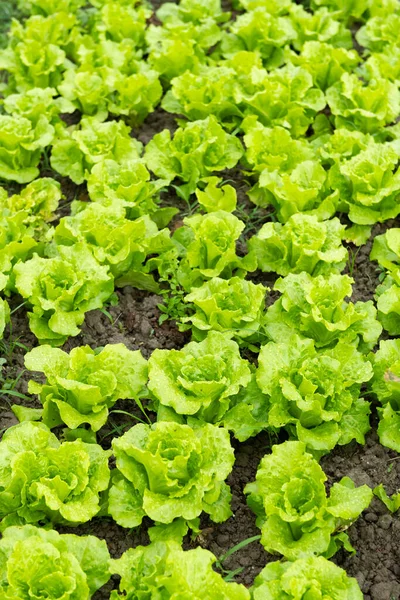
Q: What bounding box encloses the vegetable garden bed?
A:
[0,0,400,598]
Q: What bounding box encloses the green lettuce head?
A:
[245,440,372,560]
[90,1,150,47]
[219,8,296,68]
[3,86,75,127]
[371,339,400,452]
[0,177,61,240]
[289,5,352,50]
[161,64,241,126]
[0,114,54,183]
[54,203,173,291]
[14,243,114,346]
[285,41,360,91]
[0,39,67,93]
[111,540,249,600]
[144,116,243,201]
[329,142,400,225]
[146,15,222,83]
[87,159,164,220]
[50,117,142,184]
[251,556,363,599]
[175,211,256,290]
[257,334,373,454]
[326,73,400,133]
[235,64,326,139]
[24,343,148,431]
[242,119,337,221]
[0,525,110,599]
[265,272,382,351]
[182,276,267,344]
[356,13,400,52]
[108,420,234,527]
[0,421,110,529]
[249,214,347,276]
[148,331,251,422]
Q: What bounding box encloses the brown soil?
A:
[0,2,400,599]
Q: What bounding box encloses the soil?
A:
[0,2,400,599]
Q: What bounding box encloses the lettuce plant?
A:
[257,335,373,454]
[0,114,54,183]
[0,421,110,528]
[59,63,162,125]
[285,41,360,91]
[265,273,382,351]
[370,339,400,452]
[326,73,400,133]
[108,420,234,527]
[3,86,75,127]
[174,210,256,290]
[0,12,77,93]
[182,277,267,344]
[56,67,114,121]
[90,1,150,47]
[245,441,372,560]
[111,540,249,600]
[144,117,243,201]
[356,14,400,52]
[0,39,67,93]
[236,64,326,138]
[24,343,148,431]
[310,0,379,21]
[148,0,226,81]
[161,64,240,126]
[87,159,164,220]
[14,243,114,346]
[219,8,296,68]
[50,117,142,184]
[0,177,61,239]
[54,202,173,291]
[329,142,400,224]
[251,556,363,599]
[249,214,347,276]
[289,5,353,50]
[314,127,372,166]
[146,21,220,83]
[360,45,400,84]
[148,331,251,422]
[6,11,76,49]
[242,118,337,221]
[0,525,110,599]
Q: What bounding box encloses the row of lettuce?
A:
[3,171,400,454]
[1,0,400,597]
[0,420,371,598]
